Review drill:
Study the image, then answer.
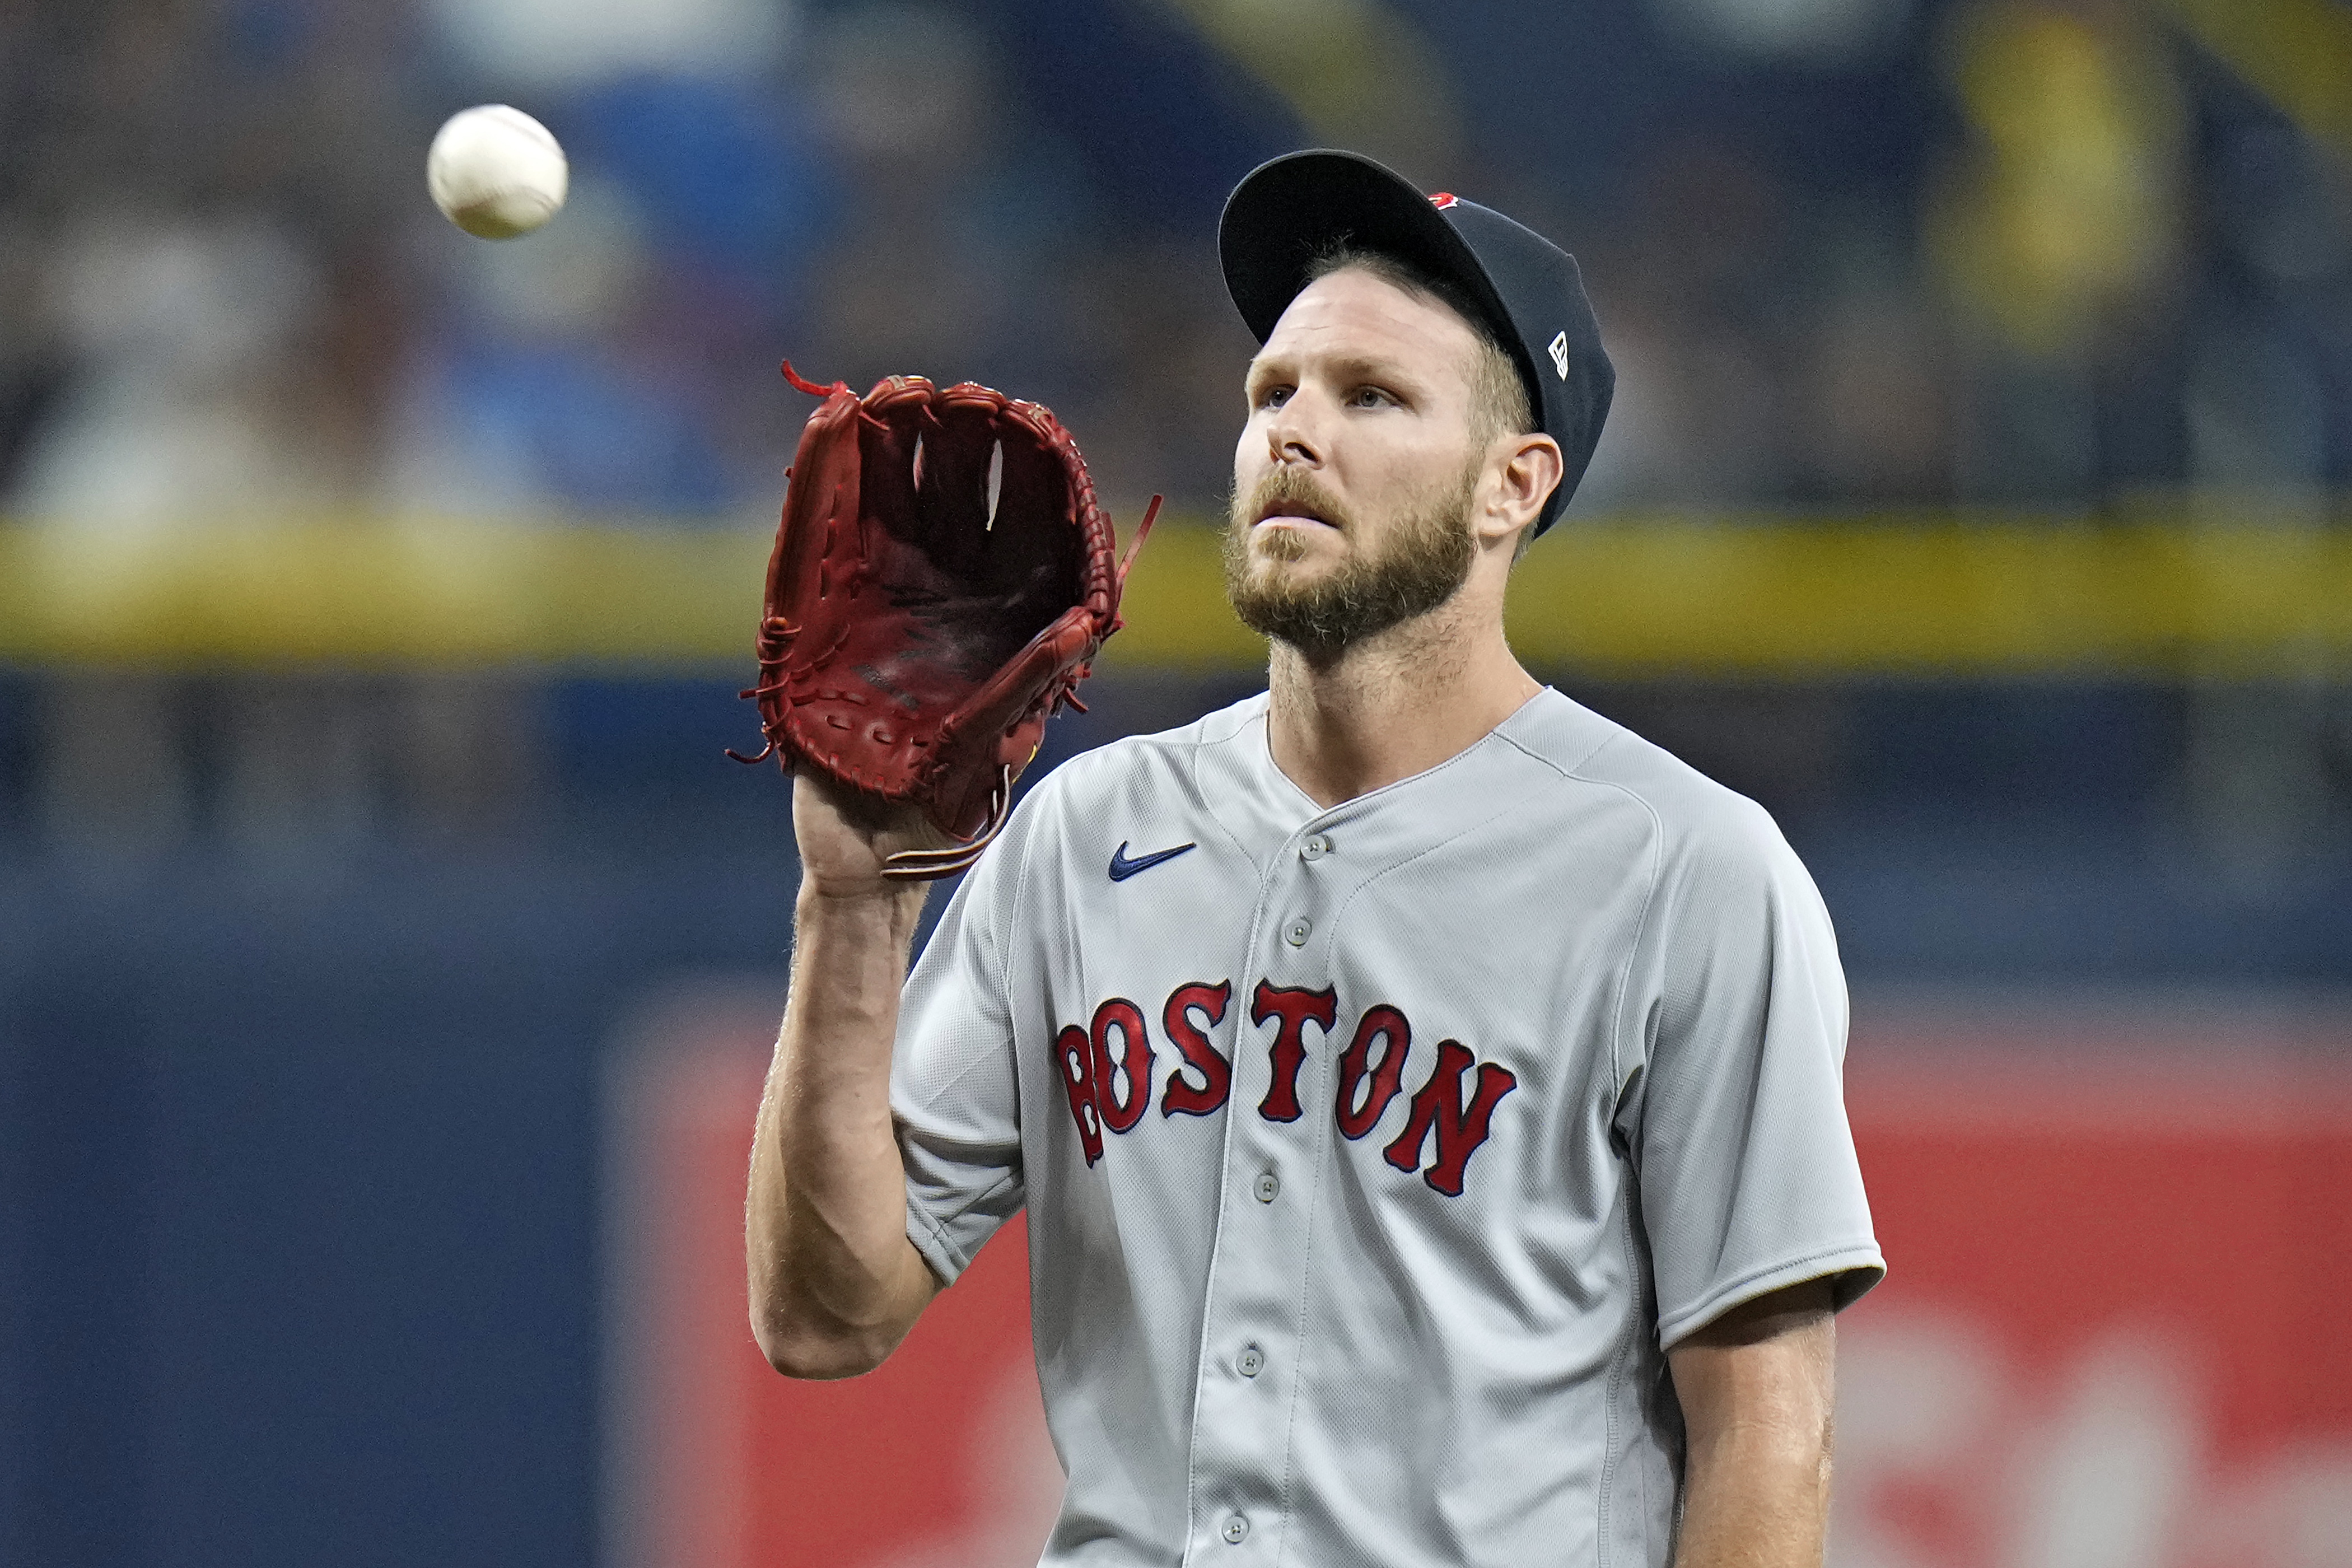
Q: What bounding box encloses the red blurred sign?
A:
[604,993,1060,1568]
[607,992,2352,1568]
[1836,1015,2352,1568]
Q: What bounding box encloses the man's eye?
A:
[1349,386,1393,408]
[1257,386,1292,410]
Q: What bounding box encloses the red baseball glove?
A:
[732,364,1156,880]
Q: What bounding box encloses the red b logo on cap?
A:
[1429,192,1458,209]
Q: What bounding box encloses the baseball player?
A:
[747,150,1883,1567]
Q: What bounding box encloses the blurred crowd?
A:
[0,0,2348,878]
[0,0,1254,529]
[0,0,2345,528]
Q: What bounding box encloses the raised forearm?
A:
[746,882,940,1379]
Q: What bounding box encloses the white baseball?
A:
[427,105,568,240]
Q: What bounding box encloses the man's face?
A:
[1225,267,1490,657]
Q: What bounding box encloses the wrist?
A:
[795,876,926,927]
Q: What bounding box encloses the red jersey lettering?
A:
[1251,981,1338,1123]
[1160,980,1233,1118]
[1090,998,1154,1133]
[1382,1038,1518,1196]
[1333,1004,1412,1140]
[1057,1023,1105,1165]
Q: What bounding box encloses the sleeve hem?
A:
[1656,1241,1886,1348]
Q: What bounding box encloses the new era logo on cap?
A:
[1428,192,1458,209]
[1548,330,1570,380]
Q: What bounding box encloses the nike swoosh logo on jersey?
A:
[1108,840,1197,881]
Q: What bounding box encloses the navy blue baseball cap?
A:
[1219,149,1614,536]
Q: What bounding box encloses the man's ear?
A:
[1479,432,1564,545]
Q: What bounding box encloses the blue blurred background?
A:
[2,1,2349,1564]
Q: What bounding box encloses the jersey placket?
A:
[1181,818,1353,1565]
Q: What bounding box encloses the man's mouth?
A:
[1253,501,1339,531]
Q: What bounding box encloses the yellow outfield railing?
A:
[1,511,2348,676]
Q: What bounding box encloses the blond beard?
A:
[1222,460,1480,659]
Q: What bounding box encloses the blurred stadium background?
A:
[2,0,2349,1564]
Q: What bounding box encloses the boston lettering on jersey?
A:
[1054,978,1518,1196]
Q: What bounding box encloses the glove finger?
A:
[993,419,1066,524]
[922,393,1008,575]
[773,389,862,618]
[987,416,1081,592]
[858,379,931,548]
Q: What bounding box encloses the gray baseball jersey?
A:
[891,687,1883,1567]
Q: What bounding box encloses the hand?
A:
[791,767,949,900]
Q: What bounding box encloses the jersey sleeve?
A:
[890,818,1029,1287]
[1624,800,1884,1348]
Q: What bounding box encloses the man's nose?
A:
[1266,403,1322,467]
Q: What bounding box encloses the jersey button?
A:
[1222,1515,1250,1544]
[1284,917,1310,946]
[1237,1343,1265,1378]
[1301,833,1330,861]
[1254,1169,1280,1202]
